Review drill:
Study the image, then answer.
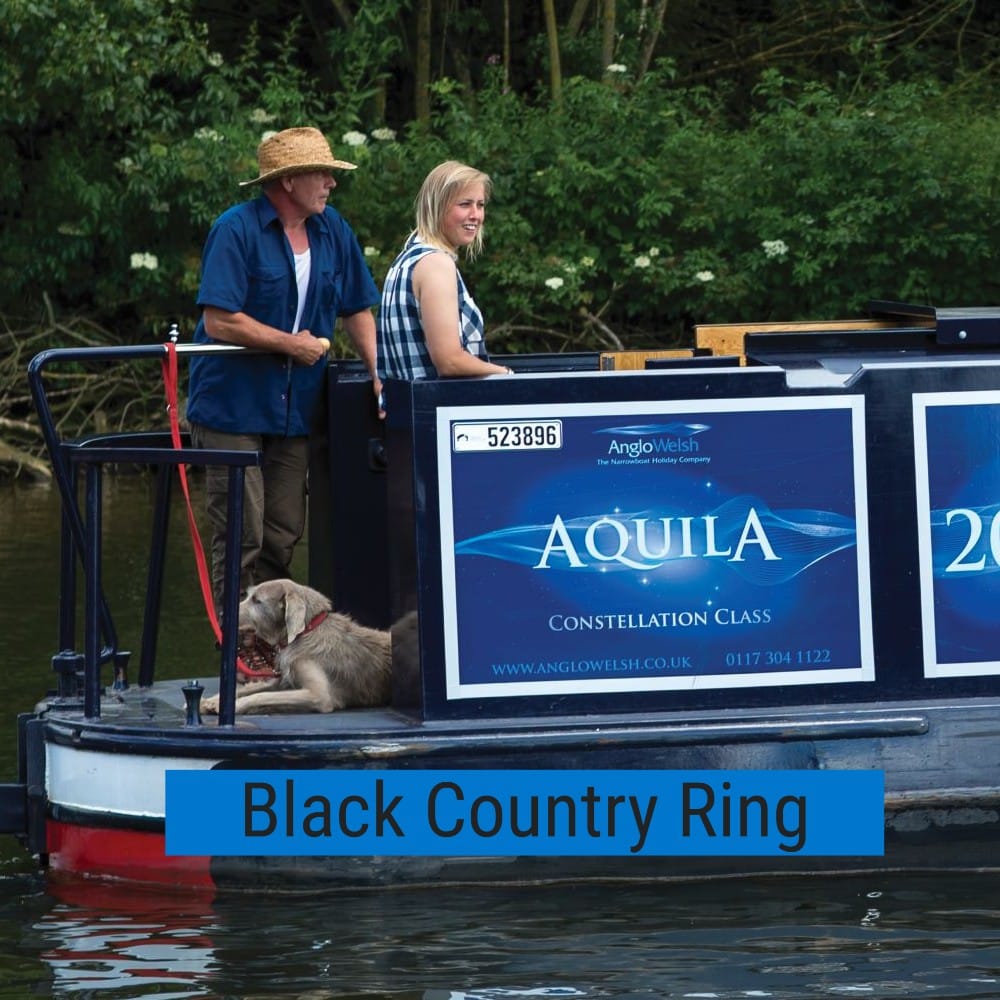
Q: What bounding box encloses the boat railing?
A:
[27,342,263,727]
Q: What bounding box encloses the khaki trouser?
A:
[189,423,309,613]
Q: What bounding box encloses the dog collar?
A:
[304,611,329,634]
[280,610,330,649]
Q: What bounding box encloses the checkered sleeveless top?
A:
[376,235,487,381]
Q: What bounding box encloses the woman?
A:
[376,161,512,386]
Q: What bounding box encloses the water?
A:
[3,871,1000,998]
[1,479,999,998]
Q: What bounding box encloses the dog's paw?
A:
[201,693,220,715]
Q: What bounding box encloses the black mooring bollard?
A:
[181,680,204,727]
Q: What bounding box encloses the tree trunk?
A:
[567,0,591,37]
[415,0,432,124]
[330,0,353,29]
[601,0,616,71]
[636,0,669,78]
[503,0,512,88]
[541,0,563,107]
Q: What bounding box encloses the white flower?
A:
[117,156,136,174]
[207,52,223,68]
[260,130,278,143]
[342,130,367,147]
[580,256,595,268]
[761,239,789,259]
[606,63,627,74]
[647,247,660,257]
[370,127,396,141]
[634,254,651,268]
[544,276,564,290]
[363,246,379,257]
[194,127,223,142]
[695,270,715,282]
[130,252,159,271]
[249,108,275,124]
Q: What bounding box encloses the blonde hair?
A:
[414,160,492,258]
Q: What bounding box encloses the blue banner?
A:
[166,769,884,857]
[437,398,874,699]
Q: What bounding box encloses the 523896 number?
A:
[452,420,563,452]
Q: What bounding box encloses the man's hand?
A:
[286,330,330,366]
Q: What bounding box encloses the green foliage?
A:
[340,66,1000,350]
[1,0,216,331]
[323,0,405,127]
[3,0,1000,353]
[675,71,1000,321]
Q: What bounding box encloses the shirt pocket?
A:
[315,265,344,317]
[245,265,287,317]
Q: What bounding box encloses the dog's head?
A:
[238,579,332,648]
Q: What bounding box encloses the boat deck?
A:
[36,680,1000,806]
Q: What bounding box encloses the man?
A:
[186,126,380,611]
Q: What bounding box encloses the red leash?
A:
[161,342,276,679]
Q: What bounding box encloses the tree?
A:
[415,0,432,123]
[0,0,217,323]
[636,0,668,79]
[541,0,563,106]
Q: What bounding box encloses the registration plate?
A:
[452,420,563,452]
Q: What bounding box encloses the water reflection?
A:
[6,872,1000,999]
[34,878,219,998]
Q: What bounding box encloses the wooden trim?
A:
[599,349,697,371]
[695,318,931,359]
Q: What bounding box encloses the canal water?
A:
[1,478,999,998]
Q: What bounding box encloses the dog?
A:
[201,579,392,715]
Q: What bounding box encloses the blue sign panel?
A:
[437,398,874,699]
[166,769,884,858]
[914,391,1000,677]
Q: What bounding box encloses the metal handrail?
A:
[27,343,262,726]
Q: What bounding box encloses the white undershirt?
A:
[292,249,311,333]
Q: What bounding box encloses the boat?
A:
[2,299,999,892]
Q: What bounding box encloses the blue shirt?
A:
[187,195,379,436]
[376,235,487,382]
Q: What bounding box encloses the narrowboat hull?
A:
[23,679,1000,891]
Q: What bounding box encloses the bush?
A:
[3,3,1000,352]
[339,68,1000,350]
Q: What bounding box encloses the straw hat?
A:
[239,127,357,186]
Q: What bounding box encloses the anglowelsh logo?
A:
[594,422,710,458]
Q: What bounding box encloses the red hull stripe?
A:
[47,820,214,889]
